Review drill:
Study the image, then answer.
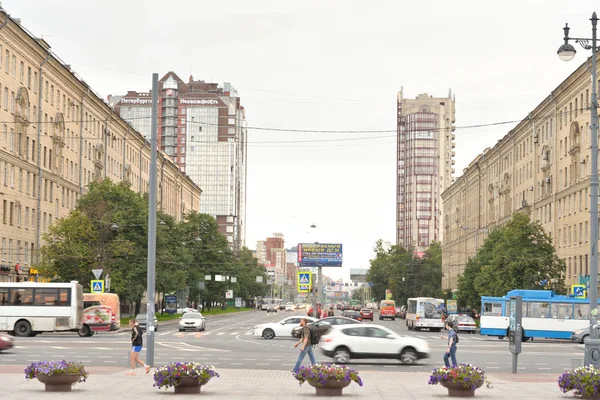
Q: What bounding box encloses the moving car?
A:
[135,313,159,332]
[279,302,286,311]
[360,308,374,321]
[319,324,430,365]
[571,326,600,343]
[178,313,206,332]
[266,305,278,313]
[0,332,14,351]
[285,303,294,312]
[291,316,361,338]
[379,300,397,321]
[445,314,477,333]
[342,310,362,321]
[253,316,317,339]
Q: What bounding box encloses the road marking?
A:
[51,346,67,349]
[230,332,239,335]
[94,347,111,350]
[156,341,230,353]
[230,363,245,365]
[538,367,552,370]
[256,363,270,366]
[242,358,257,361]
[216,333,225,336]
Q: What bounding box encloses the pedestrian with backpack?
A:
[292,318,317,373]
[441,321,458,368]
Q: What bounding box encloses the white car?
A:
[254,316,317,339]
[285,303,294,312]
[319,324,431,365]
[179,313,206,332]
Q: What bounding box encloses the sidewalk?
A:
[0,366,575,399]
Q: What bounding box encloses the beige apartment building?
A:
[397,89,456,256]
[0,11,201,283]
[442,56,596,293]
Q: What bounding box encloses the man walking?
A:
[293,318,316,373]
[127,319,150,376]
[441,321,458,368]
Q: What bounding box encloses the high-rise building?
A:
[396,89,456,256]
[110,73,247,250]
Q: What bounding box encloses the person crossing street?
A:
[292,318,317,373]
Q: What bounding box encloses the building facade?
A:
[397,89,456,255]
[0,11,201,282]
[110,74,247,250]
[442,57,596,293]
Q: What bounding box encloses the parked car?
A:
[253,316,318,339]
[341,309,362,321]
[291,316,361,338]
[0,332,14,351]
[359,308,374,321]
[135,313,159,332]
[319,324,430,364]
[398,306,407,319]
[179,313,206,332]
[453,316,477,333]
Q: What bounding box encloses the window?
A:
[27,66,31,88]
[33,71,37,93]
[4,50,8,74]
[526,302,550,318]
[19,61,23,82]
[50,85,54,105]
[9,289,33,305]
[11,55,15,77]
[10,91,14,113]
[575,304,590,319]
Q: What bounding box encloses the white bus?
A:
[0,281,83,337]
[406,297,445,332]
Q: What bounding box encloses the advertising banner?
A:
[446,300,458,314]
[297,243,343,267]
[165,295,177,314]
[385,289,392,300]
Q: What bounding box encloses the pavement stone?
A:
[0,367,580,399]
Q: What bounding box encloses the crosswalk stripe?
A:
[230,332,239,335]
[216,332,225,336]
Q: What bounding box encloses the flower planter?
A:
[37,374,82,392]
[440,379,484,397]
[308,379,351,396]
[174,377,203,394]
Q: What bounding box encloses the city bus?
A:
[79,292,121,337]
[480,289,598,340]
[0,281,83,337]
[406,297,445,331]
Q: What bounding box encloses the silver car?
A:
[135,313,159,332]
[179,313,206,332]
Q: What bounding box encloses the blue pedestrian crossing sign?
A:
[298,272,312,293]
[571,284,586,299]
[91,280,105,293]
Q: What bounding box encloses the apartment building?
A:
[0,10,201,282]
[442,56,595,292]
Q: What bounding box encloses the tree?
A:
[364,239,441,306]
[457,213,566,309]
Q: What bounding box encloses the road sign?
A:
[298,272,312,293]
[92,269,103,280]
[90,280,104,293]
[572,284,587,298]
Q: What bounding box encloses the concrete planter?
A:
[174,377,203,394]
[36,374,82,392]
[307,379,351,396]
[440,379,484,397]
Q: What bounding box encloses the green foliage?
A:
[365,240,442,305]
[457,213,566,309]
[37,179,268,305]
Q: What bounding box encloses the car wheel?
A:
[179,329,183,332]
[333,347,351,363]
[392,318,396,321]
[262,328,275,339]
[14,320,32,337]
[582,334,590,343]
[400,348,418,365]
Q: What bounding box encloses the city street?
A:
[0,309,585,373]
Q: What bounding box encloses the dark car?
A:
[360,308,374,321]
[342,310,362,321]
[291,316,361,338]
[279,303,286,311]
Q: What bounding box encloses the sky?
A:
[5,0,599,281]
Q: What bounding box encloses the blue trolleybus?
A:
[480,289,600,340]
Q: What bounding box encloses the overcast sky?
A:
[6,0,599,281]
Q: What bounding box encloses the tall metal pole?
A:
[146,73,159,365]
[589,13,599,339]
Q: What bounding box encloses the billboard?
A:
[297,243,343,267]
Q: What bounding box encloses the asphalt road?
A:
[0,310,585,373]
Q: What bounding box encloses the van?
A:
[80,293,120,336]
[379,300,396,321]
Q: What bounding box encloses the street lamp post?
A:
[558,13,600,360]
